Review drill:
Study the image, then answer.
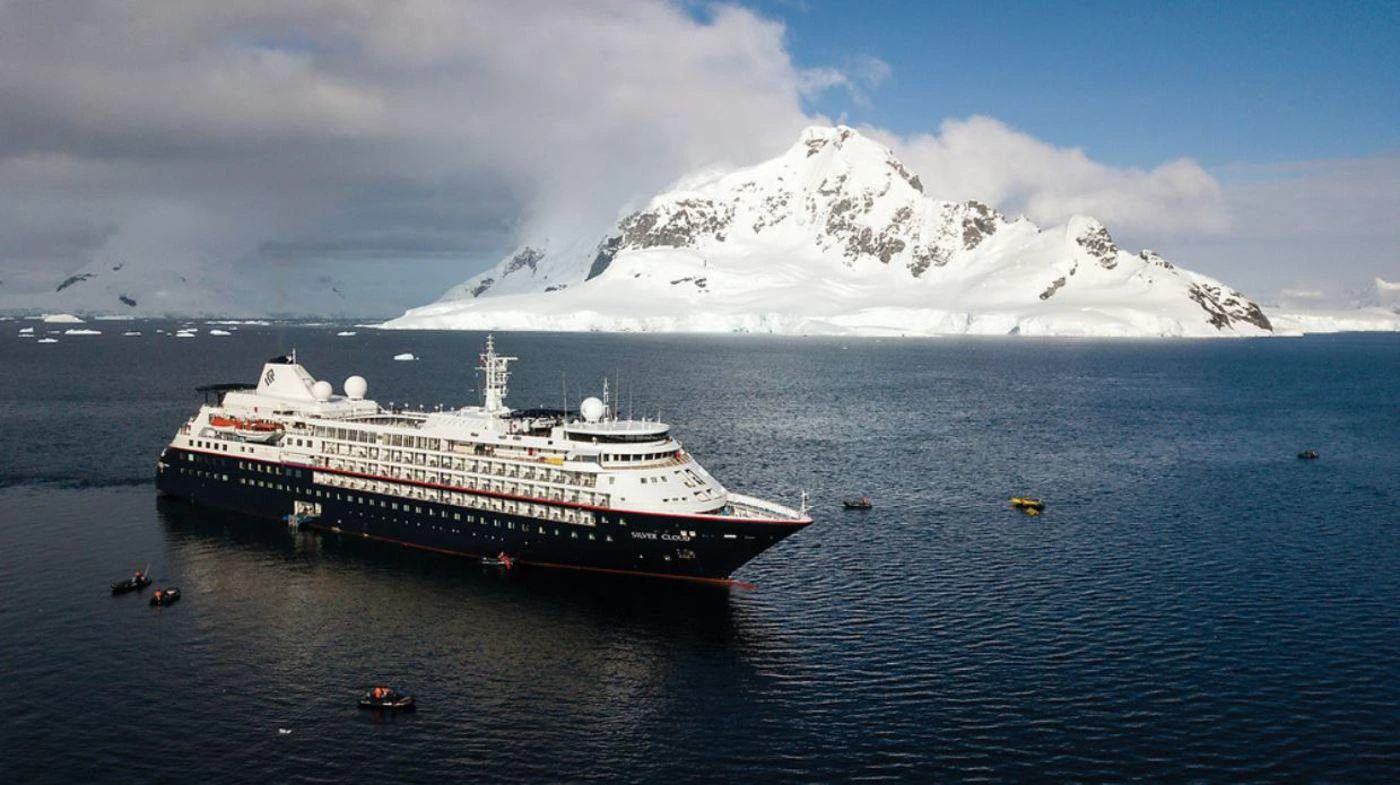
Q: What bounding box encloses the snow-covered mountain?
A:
[383,126,1277,338]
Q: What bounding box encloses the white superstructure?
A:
[170,337,791,523]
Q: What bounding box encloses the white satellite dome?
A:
[344,375,368,400]
[579,396,606,423]
[311,380,333,401]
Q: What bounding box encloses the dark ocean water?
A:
[2,322,1398,783]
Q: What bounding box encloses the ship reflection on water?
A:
[154,496,769,726]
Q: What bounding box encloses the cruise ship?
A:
[156,337,812,584]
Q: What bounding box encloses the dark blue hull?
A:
[155,447,805,583]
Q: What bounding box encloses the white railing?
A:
[725,491,807,521]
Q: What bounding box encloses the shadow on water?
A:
[155,494,751,640]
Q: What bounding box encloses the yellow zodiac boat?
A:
[1010,497,1045,515]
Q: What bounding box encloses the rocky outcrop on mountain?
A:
[386,126,1281,338]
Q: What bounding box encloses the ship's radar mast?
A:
[478,334,517,414]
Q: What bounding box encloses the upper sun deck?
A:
[562,419,670,444]
[207,342,682,460]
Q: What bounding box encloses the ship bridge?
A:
[563,419,670,444]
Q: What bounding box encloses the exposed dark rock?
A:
[887,156,923,193]
[1184,281,1269,332]
[816,174,847,197]
[1076,223,1120,269]
[752,192,791,234]
[119,294,137,307]
[504,247,544,276]
[470,277,495,298]
[586,234,623,280]
[1139,249,1173,269]
[56,273,95,292]
[908,245,949,277]
[1232,298,1272,330]
[1039,276,1067,300]
[544,284,567,292]
[1187,284,1232,330]
[961,201,1000,250]
[618,199,733,250]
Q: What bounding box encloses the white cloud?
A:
[869,116,1228,237]
[1159,157,1400,298]
[0,0,827,303]
[1,0,1385,312]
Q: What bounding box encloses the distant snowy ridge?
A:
[1268,308,1400,334]
[0,256,371,318]
[383,126,1277,338]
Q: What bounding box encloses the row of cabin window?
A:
[315,469,596,526]
[312,426,441,451]
[189,462,602,538]
[190,438,261,456]
[320,445,596,488]
[323,457,601,504]
[179,467,229,482]
[603,451,676,463]
[312,490,608,541]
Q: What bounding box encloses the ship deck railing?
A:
[724,491,807,521]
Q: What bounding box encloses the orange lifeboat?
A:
[234,418,283,442]
[208,414,282,442]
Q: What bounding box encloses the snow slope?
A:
[384,126,1277,338]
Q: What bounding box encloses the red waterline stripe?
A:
[176,445,812,527]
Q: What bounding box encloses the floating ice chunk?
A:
[208,329,232,336]
[393,352,418,361]
[123,331,142,336]
[37,337,59,343]
[336,331,357,336]
[63,329,102,335]
[41,313,84,324]
[19,327,34,334]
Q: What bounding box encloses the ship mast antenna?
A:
[477,334,517,416]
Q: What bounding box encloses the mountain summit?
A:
[385,126,1274,337]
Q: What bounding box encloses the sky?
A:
[0,0,1395,313]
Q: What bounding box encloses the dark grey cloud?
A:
[0,0,826,307]
[5,0,1372,313]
